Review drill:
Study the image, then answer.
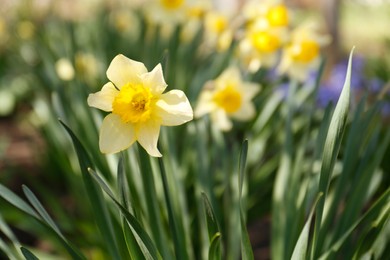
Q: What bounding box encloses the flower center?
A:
[266,5,289,27]
[160,0,184,10]
[206,13,228,34]
[213,85,242,113]
[290,40,319,63]
[250,31,280,53]
[112,83,156,123]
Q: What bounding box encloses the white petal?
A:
[99,114,136,154]
[231,103,256,121]
[87,82,118,112]
[242,82,261,100]
[106,54,147,88]
[136,121,162,157]
[194,91,216,118]
[141,63,167,95]
[155,90,193,126]
[211,109,232,131]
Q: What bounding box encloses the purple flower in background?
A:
[316,55,366,107]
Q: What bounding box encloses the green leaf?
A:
[240,209,254,260]
[201,192,221,242]
[59,120,121,260]
[319,188,390,260]
[88,168,162,260]
[239,140,248,199]
[20,247,39,260]
[208,233,222,260]
[22,185,63,239]
[291,193,323,260]
[0,184,39,219]
[0,184,85,259]
[238,140,253,260]
[311,48,354,259]
[117,155,144,260]
[157,157,189,260]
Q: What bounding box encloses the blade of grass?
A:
[311,48,354,259]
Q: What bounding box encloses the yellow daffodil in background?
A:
[195,67,260,131]
[180,0,211,43]
[237,20,287,72]
[278,23,331,81]
[143,0,187,36]
[87,54,193,157]
[242,0,289,28]
[203,10,234,52]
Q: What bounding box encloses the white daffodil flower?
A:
[88,54,193,157]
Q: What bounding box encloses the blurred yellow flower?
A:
[278,23,331,81]
[87,54,193,157]
[238,20,287,72]
[243,0,289,28]
[203,10,233,52]
[55,58,75,81]
[195,67,260,131]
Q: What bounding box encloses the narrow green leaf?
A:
[20,247,39,260]
[0,185,85,259]
[240,209,254,260]
[311,48,354,259]
[117,155,144,260]
[291,193,323,260]
[137,145,171,259]
[22,185,63,239]
[208,233,222,260]
[88,168,162,260]
[201,192,221,242]
[59,120,121,260]
[0,184,39,219]
[239,140,248,199]
[319,188,390,260]
[157,157,189,260]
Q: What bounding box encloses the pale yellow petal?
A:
[106,54,147,88]
[242,82,261,100]
[99,114,136,154]
[231,103,256,121]
[141,63,167,95]
[136,121,162,157]
[211,109,232,131]
[155,90,193,126]
[194,91,216,118]
[87,82,118,112]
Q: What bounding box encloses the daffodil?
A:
[278,23,330,81]
[87,54,193,157]
[195,67,260,131]
[237,19,287,72]
[242,0,289,28]
[203,10,234,52]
